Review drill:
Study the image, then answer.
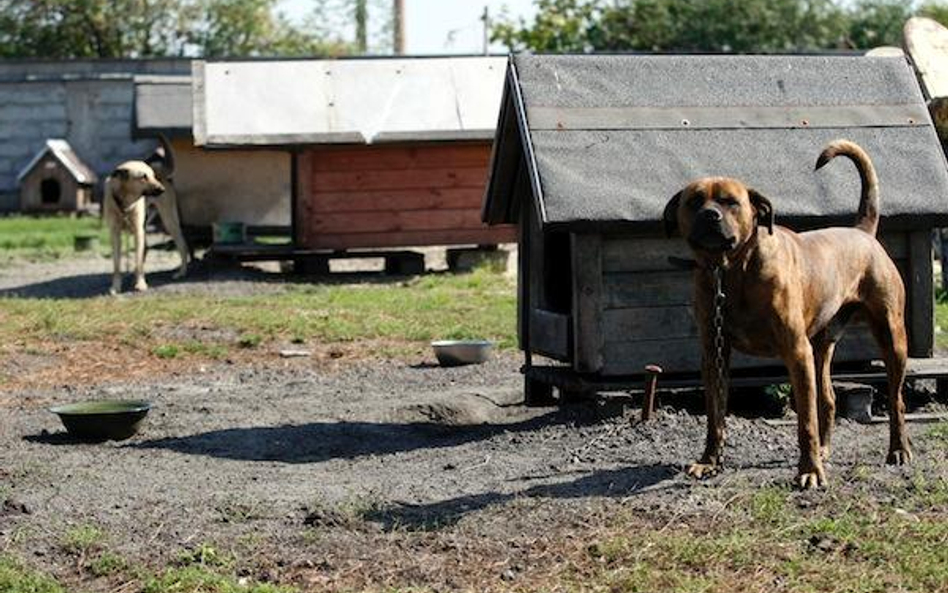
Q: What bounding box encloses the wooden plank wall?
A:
[295,142,516,250]
[597,232,917,376]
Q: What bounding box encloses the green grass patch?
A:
[143,565,295,593]
[0,215,108,264]
[0,266,517,358]
[0,557,64,593]
[60,523,104,556]
[573,488,948,593]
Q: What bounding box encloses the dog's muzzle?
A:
[688,208,737,253]
[144,185,165,197]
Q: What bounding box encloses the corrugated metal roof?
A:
[483,54,948,231]
[133,75,192,136]
[16,139,98,185]
[193,56,507,147]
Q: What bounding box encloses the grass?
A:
[0,265,517,361]
[0,215,108,264]
[570,485,948,593]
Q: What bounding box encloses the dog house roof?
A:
[482,54,948,232]
[16,139,97,185]
[191,56,507,147]
[133,75,192,138]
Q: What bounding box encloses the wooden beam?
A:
[571,232,604,373]
[908,230,934,357]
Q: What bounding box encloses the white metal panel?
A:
[193,57,506,147]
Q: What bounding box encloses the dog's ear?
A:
[663,191,683,238]
[748,189,774,235]
[111,168,129,181]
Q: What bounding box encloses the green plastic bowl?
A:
[49,400,151,441]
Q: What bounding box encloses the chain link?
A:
[712,266,727,396]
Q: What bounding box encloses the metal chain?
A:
[712,266,727,396]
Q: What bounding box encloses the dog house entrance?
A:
[40,178,61,205]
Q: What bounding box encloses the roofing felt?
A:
[133,75,192,136]
[16,139,97,185]
[483,54,948,231]
[192,56,507,147]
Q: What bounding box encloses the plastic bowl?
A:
[49,400,151,441]
[431,340,493,367]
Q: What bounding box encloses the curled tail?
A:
[814,139,880,236]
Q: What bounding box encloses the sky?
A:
[279,0,538,54]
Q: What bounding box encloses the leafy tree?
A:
[0,0,353,58]
[493,0,948,53]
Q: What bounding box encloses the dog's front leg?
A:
[130,204,148,292]
[109,222,123,296]
[688,305,731,479]
[784,336,825,489]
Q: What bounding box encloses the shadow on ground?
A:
[122,407,606,464]
[0,257,440,299]
[365,463,680,530]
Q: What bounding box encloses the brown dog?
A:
[663,139,911,488]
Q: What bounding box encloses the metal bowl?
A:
[49,400,151,441]
[431,340,493,367]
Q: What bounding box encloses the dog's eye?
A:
[718,197,739,208]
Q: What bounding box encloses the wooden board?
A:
[296,143,515,250]
[601,326,880,376]
[904,17,948,100]
[571,233,604,372]
[529,308,570,360]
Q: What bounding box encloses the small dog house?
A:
[17,139,97,213]
[482,54,948,402]
[191,57,515,261]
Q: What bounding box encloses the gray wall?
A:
[0,59,190,211]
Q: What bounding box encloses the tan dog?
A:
[663,139,911,488]
[103,136,189,295]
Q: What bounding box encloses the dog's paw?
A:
[133,280,148,292]
[886,447,913,465]
[685,462,720,480]
[109,287,120,296]
[795,466,827,490]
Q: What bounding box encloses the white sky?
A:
[279,0,538,54]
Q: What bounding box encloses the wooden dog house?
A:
[482,54,948,402]
[17,139,97,213]
[192,57,515,268]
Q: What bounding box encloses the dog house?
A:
[191,57,515,267]
[482,54,948,402]
[17,139,97,213]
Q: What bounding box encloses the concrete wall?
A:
[171,139,291,228]
[0,59,190,211]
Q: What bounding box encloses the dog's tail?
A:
[815,139,879,236]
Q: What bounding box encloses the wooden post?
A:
[908,230,935,358]
[571,233,604,373]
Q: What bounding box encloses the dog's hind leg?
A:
[867,303,912,465]
[153,188,189,279]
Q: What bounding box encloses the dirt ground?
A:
[1,251,947,591]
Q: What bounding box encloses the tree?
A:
[0,0,195,58]
[493,0,948,53]
[0,0,354,58]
